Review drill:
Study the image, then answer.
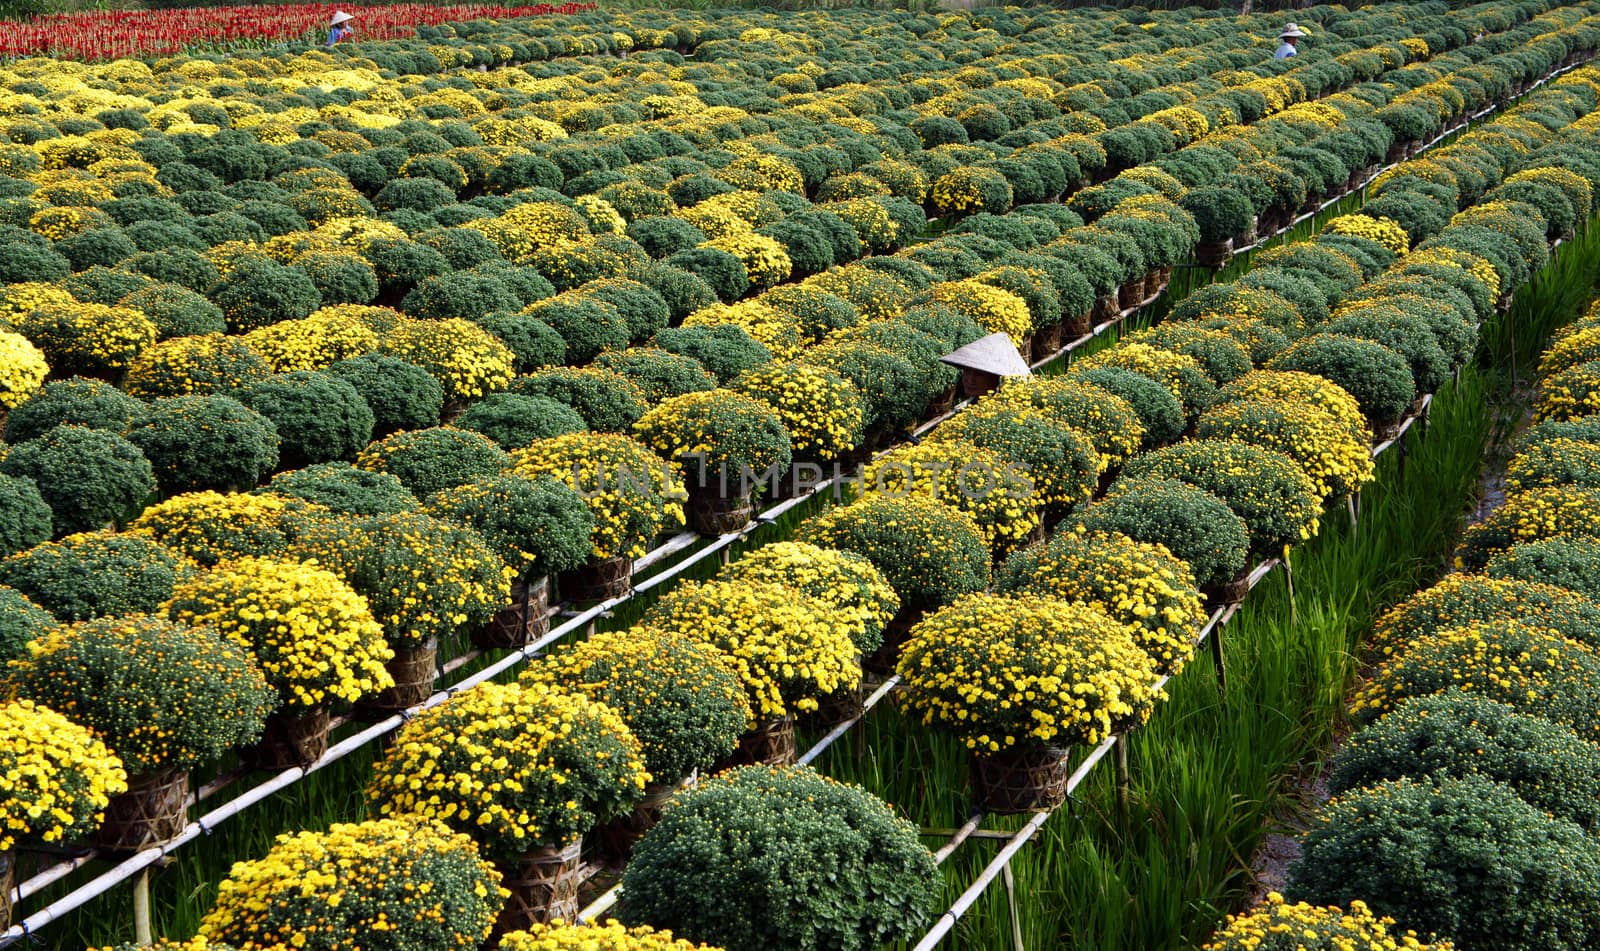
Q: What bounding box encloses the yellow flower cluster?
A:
[0,282,75,324]
[242,306,380,372]
[985,377,1144,471]
[929,280,1032,344]
[1456,485,1600,569]
[380,318,515,402]
[499,922,724,951]
[862,439,1040,553]
[199,817,504,951]
[1535,359,1600,422]
[164,557,394,710]
[731,362,865,460]
[705,232,792,290]
[824,199,900,253]
[0,330,49,410]
[1204,891,1452,950]
[1198,399,1376,501]
[468,202,590,261]
[1324,214,1410,254]
[641,578,861,720]
[897,593,1164,752]
[510,433,685,561]
[719,541,899,654]
[14,301,156,375]
[1404,247,1501,301]
[368,681,648,855]
[0,698,127,852]
[1220,370,1372,444]
[123,332,271,399]
[683,301,803,360]
[1004,529,1203,676]
[129,490,323,567]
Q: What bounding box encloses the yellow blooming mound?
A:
[368,681,648,858]
[509,433,685,561]
[929,280,1032,344]
[1456,485,1600,570]
[1536,358,1600,422]
[1203,892,1453,950]
[1197,398,1375,501]
[499,922,722,951]
[984,376,1144,470]
[95,940,240,951]
[998,529,1204,676]
[718,541,900,655]
[0,698,127,852]
[929,402,1101,514]
[862,438,1041,553]
[897,593,1163,753]
[1366,573,1600,661]
[242,306,380,372]
[199,818,504,951]
[520,629,751,781]
[1403,246,1501,301]
[0,330,48,410]
[0,282,75,324]
[1349,618,1600,737]
[122,332,272,399]
[129,490,324,567]
[1323,213,1410,254]
[683,301,803,360]
[705,233,792,291]
[1218,369,1371,444]
[380,317,515,402]
[730,362,865,461]
[640,578,861,721]
[1074,343,1217,424]
[13,301,156,376]
[164,556,393,710]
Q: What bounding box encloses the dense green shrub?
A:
[0,584,56,663]
[1269,334,1415,428]
[1486,537,1600,601]
[210,258,321,333]
[1322,313,1448,396]
[326,354,444,436]
[594,347,716,403]
[260,462,417,516]
[522,297,630,365]
[425,474,594,577]
[478,313,566,374]
[1289,775,1600,951]
[1076,476,1249,590]
[0,532,185,622]
[120,283,227,339]
[653,324,771,384]
[4,378,147,444]
[456,393,587,450]
[618,765,939,951]
[236,371,375,468]
[127,396,280,495]
[1331,692,1600,831]
[0,426,155,534]
[0,473,51,557]
[1066,366,1185,449]
[507,368,645,433]
[355,427,509,500]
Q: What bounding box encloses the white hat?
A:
[939,333,1032,378]
[1279,23,1306,38]
[330,10,354,25]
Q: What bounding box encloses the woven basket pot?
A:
[1117,277,1146,310]
[1033,320,1064,358]
[726,718,797,769]
[559,555,632,602]
[360,637,438,717]
[970,746,1073,814]
[96,769,189,852]
[865,606,924,675]
[685,482,753,537]
[1202,570,1253,607]
[245,703,329,771]
[474,575,551,650]
[596,775,696,866]
[494,837,583,935]
[0,849,13,932]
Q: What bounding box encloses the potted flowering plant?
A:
[731,362,866,495]
[497,923,722,951]
[509,433,686,599]
[425,474,595,649]
[0,699,127,929]
[633,389,792,535]
[522,629,750,861]
[368,682,647,930]
[897,593,1162,812]
[293,511,511,713]
[640,579,860,765]
[861,439,1041,554]
[164,557,395,769]
[199,818,503,951]
[6,616,273,851]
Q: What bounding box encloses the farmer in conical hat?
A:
[327,10,356,48]
[1274,23,1305,60]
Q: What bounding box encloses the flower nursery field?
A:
[3,1,1600,950]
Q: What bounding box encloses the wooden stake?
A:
[132,868,151,947]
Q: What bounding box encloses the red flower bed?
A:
[0,2,595,62]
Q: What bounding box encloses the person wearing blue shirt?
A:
[327,11,355,48]
[1274,23,1304,60]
